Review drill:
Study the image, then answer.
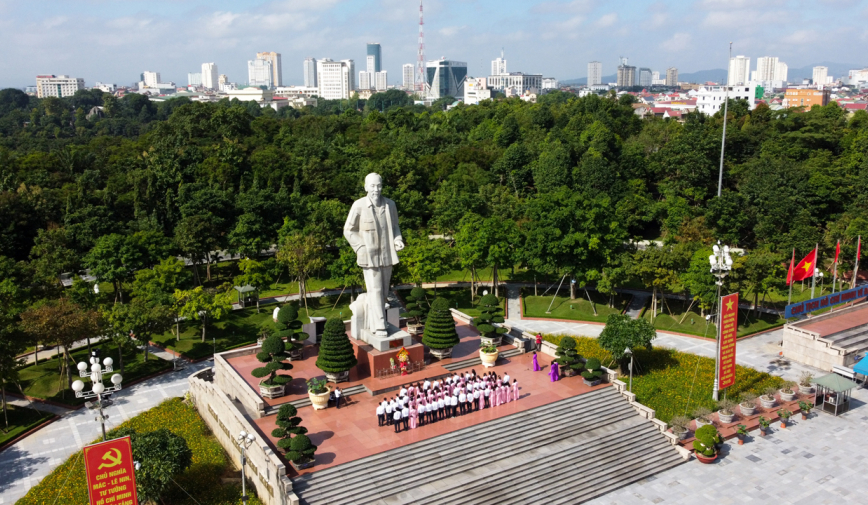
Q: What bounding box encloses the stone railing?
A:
[189,368,299,505]
[612,379,691,460]
[449,308,528,353]
[214,347,267,419]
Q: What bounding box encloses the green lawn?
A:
[400,287,506,319]
[18,398,263,505]
[644,298,785,338]
[522,290,631,323]
[0,405,55,446]
[14,342,172,406]
[152,298,352,360]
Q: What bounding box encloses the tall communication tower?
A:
[416,0,425,95]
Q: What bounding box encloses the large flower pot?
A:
[324,370,349,383]
[288,348,304,361]
[309,387,332,411]
[717,411,735,425]
[779,389,796,402]
[290,458,316,470]
[760,396,776,409]
[673,428,689,441]
[739,404,756,417]
[259,381,286,399]
[408,324,424,336]
[583,377,602,387]
[429,347,453,360]
[799,384,813,395]
[695,452,717,464]
[694,418,711,430]
[480,350,499,368]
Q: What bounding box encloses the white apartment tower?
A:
[187,72,202,86]
[256,52,283,87]
[248,59,273,88]
[588,61,602,86]
[202,62,219,90]
[492,57,507,76]
[142,71,160,87]
[375,71,388,91]
[665,67,678,86]
[755,57,778,82]
[638,68,652,87]
[317,59,355,100]
[359,71,372,91]
[728,56,750,85]
[402,63,415,90]
[775,62,788,83]
[35,75,84,98]
[304,58,317,88]
[813,66,829,86]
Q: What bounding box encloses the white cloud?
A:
[534,0,594,14]
[439,25,466,37]
[661,33,692,52]
[596,13,618,27]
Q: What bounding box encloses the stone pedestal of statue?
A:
[360,324,413,352]
[350,293,411,351]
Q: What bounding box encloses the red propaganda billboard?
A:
[83,436,138,505]
[718,293,739,390]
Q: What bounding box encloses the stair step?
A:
[442,348,523,371]
[267,384,371,413]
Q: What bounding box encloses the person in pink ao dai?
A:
[512,379,519,401]
[409,405,417,429]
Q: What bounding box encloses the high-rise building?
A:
[248,59,273,88]
[774,62,788,83]
[638,68,652,87]
[359,71,372,90]
[256,52,283,88]
[367,43,382,73]
[813,66,828,86]
[665,67,678,86]
[728,55,750,85]
[375,71,388,91]
[317,59,355,100]
[304,58,317,88]
[492,57,507,76]
[755,56,778,82]
[35,75,84,98]
[425,59,468,99]
[402,63,415,90]
[617,59,636,87]
[142,71,160,87]
[188,72,202,86]
[588,61,602,85]
[202,63,219,90]
[486,73,542,95]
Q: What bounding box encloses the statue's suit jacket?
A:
[343,196,403,268]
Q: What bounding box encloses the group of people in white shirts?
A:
[375,370,520,432]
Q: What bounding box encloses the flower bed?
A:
[17,398,263,505]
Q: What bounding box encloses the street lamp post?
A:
[71,350,123,441]
[624,347,633,393]
[708,241,733,401]
[236,430,255,505]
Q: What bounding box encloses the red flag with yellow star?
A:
[789,249,816,284]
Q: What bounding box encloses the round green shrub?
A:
[581,357,603,380]
[316,318,358,373]
[274,305,307,355]
[423,298,460,350]
[251,334,292,385]
[693,424,721,456]
[401,287,430,325]
[472,294,506,340]
[555,336,583,371]
[272,404,307,451]
[286,434,318,464]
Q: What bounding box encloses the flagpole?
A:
[832,240,839,295]
[855,235,862,290]
[787,248,795,305]
[810,243,818,299]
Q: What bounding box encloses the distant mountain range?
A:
[561,62,864,86]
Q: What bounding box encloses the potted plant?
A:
[760,387,777,409]
[798,400,812,420]
[693,425,721,464]
[274,305,308,361]
[581,358,604,386]
[307,377,331,410]
[669,415,690,441]
[777,409,791,428]
[472,294,507,346]
[555,336,583,377]
[779,381,797,402]
[739,392,758,417]
[693,406,713,429]
[735,424,748,445]
[717,398,738,425]
[251,334,293,399]
[758,416,770,436]
[272,404,308,453]
[422,298,461,360]
[286,434,318,470]
[798,371,814,394]
[316,318,358,383]
[479,341,499,368]
[401,287,429,336]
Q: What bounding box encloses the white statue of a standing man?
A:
[343,173,404,337]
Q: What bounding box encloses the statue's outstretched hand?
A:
[394,238,405,251]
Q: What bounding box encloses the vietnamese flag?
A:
[786,249,796,285]
[790,249,816,284]
[834,241,840,264]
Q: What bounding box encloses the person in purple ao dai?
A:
[549,362,560,382]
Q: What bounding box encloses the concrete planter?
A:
[739,404,756,417]
[798,384,813,394]
[480,335,503,347]
[259,381,285,399]
[695,452,717,464]
[779,389,797,402]
[309,388,331,410]
[717,411,735,424]
[673,428,689,441]
[290,458,316,470]
[429,347,453,360]
[324,370,349,383]
[760,396,776,409]
[480,350,499,368]
[288,348,304,361]
[582,377,602,387]
[694,418,712,429]
[408,324,424,336]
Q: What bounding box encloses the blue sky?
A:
[1,0,866,88]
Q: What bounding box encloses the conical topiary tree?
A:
[272,404,308,451]
[274,305,308,360]
[251,334,292,398]
[555,336,582,377]
[316,318,357,382]
[422,298,460,359]
[581,357,603,385]
[472,294,507,344]
[287,433,318,468]
[401,287,430,326]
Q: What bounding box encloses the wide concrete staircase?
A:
[292,387,683,505]
[442,348,523,372]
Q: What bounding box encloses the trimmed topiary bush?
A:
[272,404,307,451]
[286,434,318,465]
[401,287,430,325]
[422,298,461,350]
[555,336,583,376]
[316,318,358,374]
[692,424,721,457]
[251,334,292,386]
[274,305,308,359]
[472,294,507,342]
[581,357,603,382]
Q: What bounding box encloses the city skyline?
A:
[1,0,865,89]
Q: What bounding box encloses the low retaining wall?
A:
[189,369,298,505]
[214,347,267,418]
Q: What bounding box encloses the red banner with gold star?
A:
[718,293,738,390]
